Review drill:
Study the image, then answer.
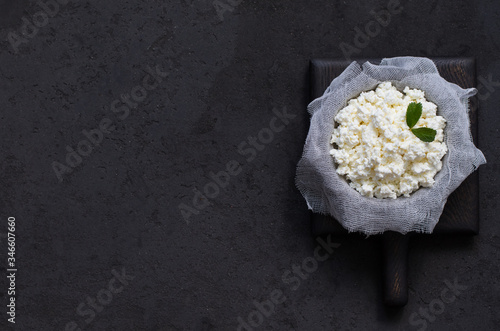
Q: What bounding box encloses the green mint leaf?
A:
[411,127,436,142]
[406,102,422,129]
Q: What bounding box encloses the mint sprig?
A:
[411,127,436,142]
[406,102,422,128]
[406,102,436,142]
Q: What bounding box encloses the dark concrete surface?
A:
[0,0,498,330]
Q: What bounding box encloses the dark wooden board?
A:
[309,58,479,305]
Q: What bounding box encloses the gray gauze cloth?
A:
[296,57,486,235]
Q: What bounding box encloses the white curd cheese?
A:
[330,82,447,199]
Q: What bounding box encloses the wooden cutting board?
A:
[309,58,479,306]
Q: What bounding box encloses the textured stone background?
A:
[0,0,498,330]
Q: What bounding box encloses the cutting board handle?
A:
[383,232,409,306]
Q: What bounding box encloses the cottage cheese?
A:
[330,82,447,199]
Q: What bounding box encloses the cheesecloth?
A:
[296,57,486,235]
